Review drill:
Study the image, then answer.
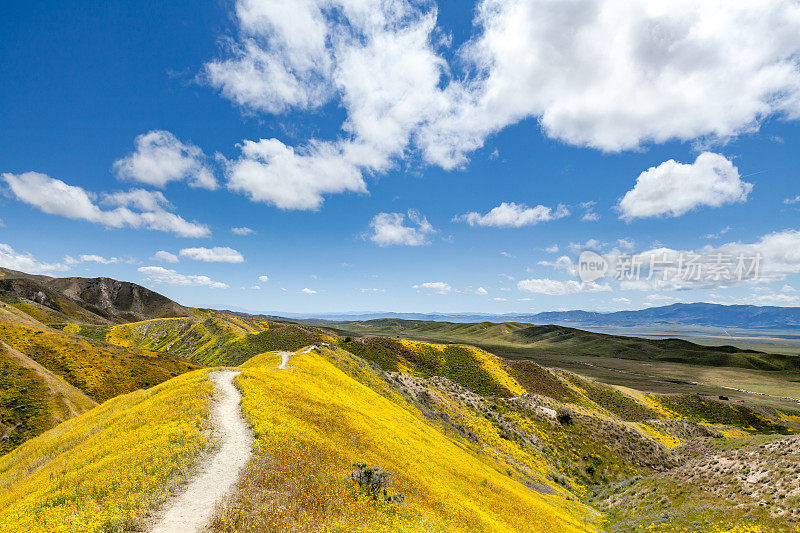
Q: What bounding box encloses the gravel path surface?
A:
[149,370,253,533]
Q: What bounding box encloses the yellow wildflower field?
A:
[212,349,599,532]
[0,369,213,533]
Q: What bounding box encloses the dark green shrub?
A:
[350,462,404,504]
[556,406,574,425]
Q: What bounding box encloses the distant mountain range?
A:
[3,265,797,331]
[293,303,800,330]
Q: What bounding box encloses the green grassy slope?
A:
[332,319,800,372]
[0,320,202,403]
[0,297,202,453]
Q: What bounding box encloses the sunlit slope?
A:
[106,310,329,366]
[0,341,96,454]
[340,336,526,396]
[339,336,792,435]
[0,369,212,533]
[330,337,794,507]
[0,318,202,403]
[599,434,800,532]
[212,348,598,532]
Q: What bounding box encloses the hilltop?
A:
[0,267,191,325]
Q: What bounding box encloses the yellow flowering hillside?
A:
[0,369,213,533]
[0,341,96,454]
[106,310,329,365]
[0,320,202,402]
[339,336,526,396]
[212,348,599,532]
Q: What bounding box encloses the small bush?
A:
[350,462,404,504]
[556,407,574,425]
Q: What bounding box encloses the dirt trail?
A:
[278,351,292,369]
[149,370,253,533]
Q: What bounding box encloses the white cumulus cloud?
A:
[258,275,269,282]
[179,247,245,263]
[420,0,800,164]
[366,210,435,246]
[455,202,569,228]
[138,266,228,289]
[204,0,800,206]
[224,138,369,210]
[618,152,752,221]
[2,172,210,238]
[114,130,217,190]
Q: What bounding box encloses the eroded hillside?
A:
[0,267,191,324]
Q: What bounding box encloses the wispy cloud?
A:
[138,266,228,288]
[413,281,451,294]
[179,247,244,263]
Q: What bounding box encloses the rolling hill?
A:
[1,340,795,532]
[103,311,332,366]
[1,268,799,531]
[0,272,204,452]
[331,318,800,372]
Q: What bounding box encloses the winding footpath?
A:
[150,370,253,533]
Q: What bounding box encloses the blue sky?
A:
[1,0,800,314]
